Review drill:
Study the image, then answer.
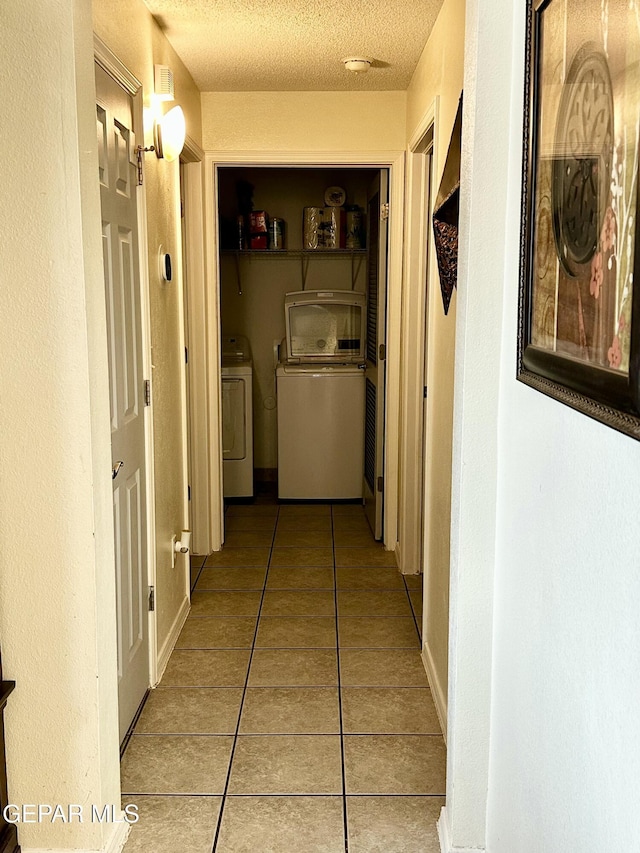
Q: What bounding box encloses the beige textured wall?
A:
[94,0,202,647]
[201,91,407,151]
[0,0,122,847]
[93,0,202,148]
[405,0,466,706]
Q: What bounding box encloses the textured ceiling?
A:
[143,0,445,91]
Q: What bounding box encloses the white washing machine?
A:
[276,291,366,500]
[221,335,253,498]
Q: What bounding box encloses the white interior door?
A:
[363,171,389,540]
[96,64,150,741]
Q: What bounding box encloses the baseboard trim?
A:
[437,807,485,853]
[104,819,130,853]
[156,594,190,684]
[437,807,451,853]
[421,642,448,743]
[23,817,130,853]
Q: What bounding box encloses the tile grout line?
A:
[403,575,423,647]
[119,688,151,759]
[123,791,446,798]
[332,506,350,853]
[191,554,208,594]
[210,503,280,853]
[129,730,442,739]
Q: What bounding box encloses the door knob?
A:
[112,460,125,480]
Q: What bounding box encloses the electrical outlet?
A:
[171,534,176,569]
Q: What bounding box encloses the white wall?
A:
[446,0,640,850]
[0,0,123,849]
[488,4,640,851]
[442,0,508,846]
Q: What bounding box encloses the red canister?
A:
[250,210,268,249]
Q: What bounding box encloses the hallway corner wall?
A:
[0,0,122,848]
[402,0,466,727]
[93,0,204,652]
[449,0,640,850]
[484,2,640,851]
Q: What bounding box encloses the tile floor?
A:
[121,499,445,852]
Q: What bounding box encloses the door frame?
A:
[397,98,439,574]
[180,146,213,557]
[200,150,405,551]
[363,170,389,540]
[94,35,158,688]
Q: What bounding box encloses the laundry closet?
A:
[216,166,380,509]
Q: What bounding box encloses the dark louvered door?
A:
[363,170,388,540]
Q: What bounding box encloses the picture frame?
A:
[518,0,640,440]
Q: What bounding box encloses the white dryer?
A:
[276,291,366,500]
[221,335,253,498]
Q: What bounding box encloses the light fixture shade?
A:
[154,105,186,162]
[342,57,372,73]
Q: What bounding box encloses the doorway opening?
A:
[398,102,452,737]
[215,166,386,539]
[183,154,405,556]
[398,121,435,575]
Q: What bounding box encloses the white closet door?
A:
[96,63,150,741]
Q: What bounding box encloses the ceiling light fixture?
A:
[342,57,372,74]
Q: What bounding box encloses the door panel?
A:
[364,377,377,495]
[118,226,139,421]
[96,64,149,741]
[363,171,389,540]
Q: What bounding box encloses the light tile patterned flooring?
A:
[121,500,445,852]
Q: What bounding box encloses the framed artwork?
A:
[518,0,640,439]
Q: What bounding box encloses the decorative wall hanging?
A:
[518,0,640,439]
[433,94,463,315]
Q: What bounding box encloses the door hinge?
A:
[180,198,185,219]
[379,343,386,361]
[148,585,155,612]
[424,386,428,399]
[185,347,189,364]
[377,475,384,493]
[144,379,151,406]
[380,202,390,221]
[188,484,191,501]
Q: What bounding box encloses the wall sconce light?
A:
[135,67,186,181]
[153,105,186,162]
